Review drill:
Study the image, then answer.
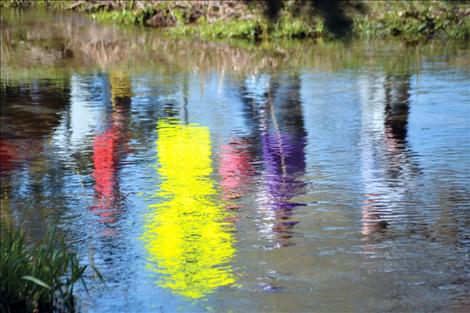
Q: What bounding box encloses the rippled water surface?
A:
[1,9,470,313]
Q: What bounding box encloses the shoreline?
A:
[1,1,470,42]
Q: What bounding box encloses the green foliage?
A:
[44,0,75,11]
[273,15,323,38]
[0,224,102,313]
[0,0,72,9]
[444,14,470,40]
[0,0,31,8]
[3,0,469,41]
[169,19,268,40]
[92,9,140,25]
[169,15,325,40]
[354,0,470,41]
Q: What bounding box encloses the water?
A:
[1,9,470,313]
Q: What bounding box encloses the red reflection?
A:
[91,106,129,224]
[0,139,18,172]
[219,139,254,210]
[90,72,132,225]
[0,138,43,172]
[92,127,118,222]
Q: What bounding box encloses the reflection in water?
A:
[251,75,307,248]
[360,74,419,236]
[0,79,71,230]
[384,75,411,144]
[91,71,131,224]
[0,139,18,173]
[219,138,255,206]
[2,9,470,311]
[0,138,16,226]
[142,119,235,299]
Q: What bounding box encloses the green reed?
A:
[0,224,102,313]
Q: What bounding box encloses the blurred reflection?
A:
[2,8,470,311]
[384,75,410,145]
[0,139,18,173]
[0,138,19,215]
[0,79,71,230]
[0,138,17,226]
[219,138,255,208]
[360,74,419,236]
[142,119,235,299]
[91,71,131,224]
[243,74,307,248]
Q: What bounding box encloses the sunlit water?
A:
[1,9,470,313]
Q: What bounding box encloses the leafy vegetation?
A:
[0,0,69,9]
[169,19,265,40]
[0,224,102,313]
[91,9,140,25]
[168,14,325,40]
[354,0,470,41]
[2,1,469,41]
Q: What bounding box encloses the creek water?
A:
[1,9,470,313]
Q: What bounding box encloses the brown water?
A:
[1,9,470,313]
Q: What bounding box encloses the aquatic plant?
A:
[0,224,102,313]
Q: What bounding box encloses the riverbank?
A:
[1,0,470,41]
[2,7,469,81]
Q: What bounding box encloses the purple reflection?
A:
[256,76,307,248]
[259,130,306,247]
[261,131,306,213]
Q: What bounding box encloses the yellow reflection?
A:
[109,70,132,104]
[142,119,235,299]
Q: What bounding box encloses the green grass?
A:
[0,224,102,313]
[168,15,327,40]
[353,0,470,41]
[168,19,267,40]
[0,0,71,9]
[2,0,469,41]
[272,15,325,38]
[91,9,141,25]
[83,0,470,41]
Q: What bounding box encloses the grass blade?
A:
[22,275,51,290]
